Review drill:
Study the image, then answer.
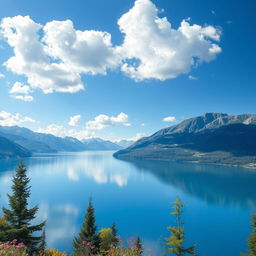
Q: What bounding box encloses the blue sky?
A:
[0,0,255,141]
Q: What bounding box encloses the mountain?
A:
[0,126,86,153]
[82,138,122,150]
[114,113,256,167]
[0,135,31,158]
[0,126,122,155]
[115,139,134,148]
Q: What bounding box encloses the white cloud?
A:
[86,112,130,130]
[9,81,31,94]
[36,112,130,140]
[0,1,221,94]
[115,132,146,143]
[11,95,34,102]
[0,110,35,126]
[188,75,198,80]
[117,0,221,81]
[0,16,117,94]
[130,132,146,141]
[36,124,94,140]
[43,20,120,75]
[68,115,81,126]
[0,73,5,78]
[9,81,34,101]
[163,116,176,122]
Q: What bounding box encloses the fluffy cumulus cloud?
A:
[114,132,146,143]
[11,95,34,102]
[43,20,119,75]
[163,116,176,122]
[0,0,221,95]
[0,16,117,94]
[0,111,35,126]
[118,0,221,81]
[0,73,5,78]
[68,115,81,126]
[37,112,130,140]
[36,124,94,140]
[9,81,34,101]
[10,81,31,94]
[86,112,130,130]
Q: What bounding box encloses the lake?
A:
[0,151,256,255]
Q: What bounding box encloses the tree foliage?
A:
[99,228,115,253]
[243,215,256,256]
[165,197,196,256]
[73,198,99,255]
[134,236,143,256]
[0,161,45,254]
[111,222,119,247]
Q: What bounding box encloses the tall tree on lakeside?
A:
[111,222,119,246]
[134,236,143,256]
[242,215,256,256]
[165,197,196,256]
[73,198,100,255]
[0,161,45,254]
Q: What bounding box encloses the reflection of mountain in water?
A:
[123,158,256,209]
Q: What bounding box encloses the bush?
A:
[106,238,142,256]
[99,228,115,253]
[43,249,67,256]
[0,240,27,256]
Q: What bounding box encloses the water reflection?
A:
[37,203,79,251]
[122,158,256,209]
[1,152,256,256]
[3,152,132,187]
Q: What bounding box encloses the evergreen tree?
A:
[242,215,256,256]
[165,197,196,256]
[134,236,143,255]
[111,222,119,246]
[0,161,45,254]
[38,228,46,253]
[73,198,100,255]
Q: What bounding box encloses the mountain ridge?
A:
[114,113,256,167]
[0,126,124,157]
[0,135,31,158]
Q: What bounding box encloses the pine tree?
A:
[165,197,196,256]
[38,228,46,253]
[134,236,143,255]
[73,198,100,255]
[0,161,45,254]
[111,222,119,246]
[242,215,256,256]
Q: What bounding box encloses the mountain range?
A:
[0,126,127,158]
[114,113,256,167]
[0,135,31,158]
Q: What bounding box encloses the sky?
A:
[0,0,255,142]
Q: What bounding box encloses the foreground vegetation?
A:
[0,162,256,255]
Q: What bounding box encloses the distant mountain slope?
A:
[0,126,122,154]
[0,135,31,158]
[82,138,122,150]
[0,126,86,153]
[114,113,256,167]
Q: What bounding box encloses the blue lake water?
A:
[0,151,256,255]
